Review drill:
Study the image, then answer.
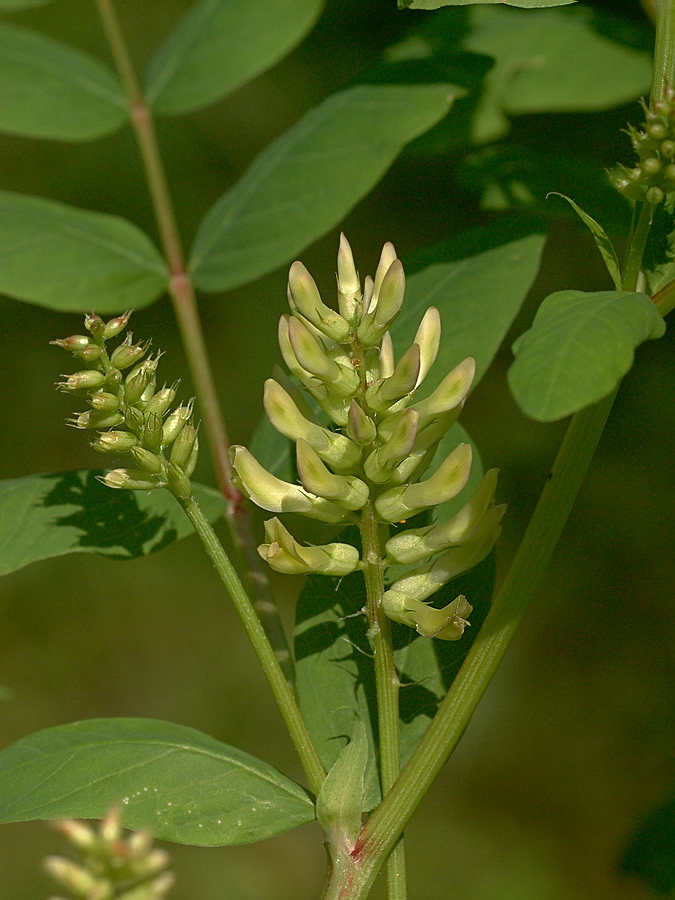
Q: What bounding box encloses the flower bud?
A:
[264,379,361,473]
[125,405,145,433]
[378,331,395,379]
[170,423,197,469]
[366,343,420,412]
[110,335,149,370]
[144,383,178,419]
[375,442,472,523]
[307,382,351,426]
[346,401,377,444]
[413,306,441,388]
[409,356,476,429]
[69,410,125,430]
[230,446,351,524]
[142,413,164,453]
[288,261,351,341]
[88,391,121,412]
[258,517,360,576]
[278,315,319,386]
[166,462,192,500]
[162,401,193,446]
[357,258,405,346]
[91,430,138,454]
[183,436,199,478]
[103,310,131,339]
[49,818,98,853]
[124,360,156,406]
[131,446,165,476]
[51,334,98,355]
[363,409,419,483]
[381,591,472,641]
[296,440,369,510]
[58,369,107,391]
[337,233,362,321]
[43,856,102,895]
[84,311,106,338]
[372,242,398,307]
[288,317,359,396]
[100,468,161,490]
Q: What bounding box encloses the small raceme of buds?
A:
[52,312,198,501]
[609,88,675,205]
[44,804,174,899]
[231,235,505,641]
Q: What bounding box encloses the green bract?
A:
[231,236,505,640]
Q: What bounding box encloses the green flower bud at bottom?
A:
[381,592,472,641]
[88,391,121,412]
[91,431,138,454]
[69,410,125,430]
[258,517,360,576]
[166,462,192,500]
[296,439,369,510]
[100,469,161,490]
[59,369,107,391]
[102,310,131,339]
[130,446,165,475]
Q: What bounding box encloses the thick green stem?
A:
[359,509,406,900]
[180,495,326,796]
[621,200,656,292]
[94,0,294,685]
[652,0,675,103]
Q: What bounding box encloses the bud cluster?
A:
[44,805,174,899]
[52,312,198,501]
[609,88,675,205]
[231,236,504,641]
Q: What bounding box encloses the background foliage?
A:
[0,0,673,898]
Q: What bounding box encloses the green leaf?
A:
[0,718,314,845]
[0,191,168,313]
[620,792,675,896]
[316,718,367,846]
[189,84,458,293]
[295,547,495,809]
[394,217,547,392]
[401,0,575,8]
[508,290,666,422]
[145,0,323,116]
[464,6,651,141]
[0,470,225,578]
[0,22,126,141]
[547,193,621,290]
[0,0,51,7]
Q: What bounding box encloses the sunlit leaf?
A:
[189,84,458,292]
[0,21,126,141]
[145,0,323,115]
[0,470,225,578]
[508,290,665,421]
[0,192,168,313]
[0,718,314,846]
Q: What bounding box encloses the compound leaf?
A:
[0,718,314,846]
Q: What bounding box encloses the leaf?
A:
[547,193,622,290]
[0,470,226,578]
[508,290,665,422]
[464,6,651,141]
[0,191,168,313]
[294,548,495,809]
[400,0,575,8]
[0,718,314,846]
[189,84,458,293]
[145,0,323,116]
[393,216,547,392]
[0,22,126,141]
[620,792,675,896]
[316,718,367,846]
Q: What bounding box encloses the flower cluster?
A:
[44,805,174,899]
[610,88,675,204]
[52,312,198,501]
[231,236,504,641]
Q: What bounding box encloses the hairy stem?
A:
[180,495,326,796]
[94,0,294,684]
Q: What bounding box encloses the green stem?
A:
[94,0,295,685]
[180,494,326,796]
[327,391,617,900]
[652,0,675,103]
[359,509,407,900]
[621,200,656,292]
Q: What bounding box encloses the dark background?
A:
[1,1,673,897]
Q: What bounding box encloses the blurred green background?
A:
[1,0,674,897]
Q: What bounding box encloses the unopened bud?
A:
[162,402,193,446]
[84,311,106,338]
[413,307,441,388]
[382,591,472,641]
[288,317,359,396]
[258,518,360,576]
[144,383,177,418]
[366,343,420,411]
[110,335,149,370]
[170,423,197,469]
[337,233,362,321]
[69,410,125,430]
[166,462,192,499]
[364,409,419,483]
[51,334,96,353]
[288,261,351,341]
[88,391,121,412]
[358,258,405,347]
[131,446,165,475]
[43,856,101,895]
[103,310,131,339]
[409,356,476,429]
[183,436,199,478]
[296,440,369,509]
[101,468,160,490]
[92,430,138,454]
[59,369,107,391]
[49,817,98,852]
[347,401,377,444]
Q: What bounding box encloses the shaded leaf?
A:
[189,84,458,293]
[0,21,126,141]
[0,0,51,8]
[145,0,323,116]
[249,414,295,483]
[401,0,575,7]
[0,718,314,846]
[294,547,495,809]
[547,193,621,290]
[508,290,665,421]
[0,470,225,578]
[0,191,168,313]
[393,217,547,391]
[620,793,675,896]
